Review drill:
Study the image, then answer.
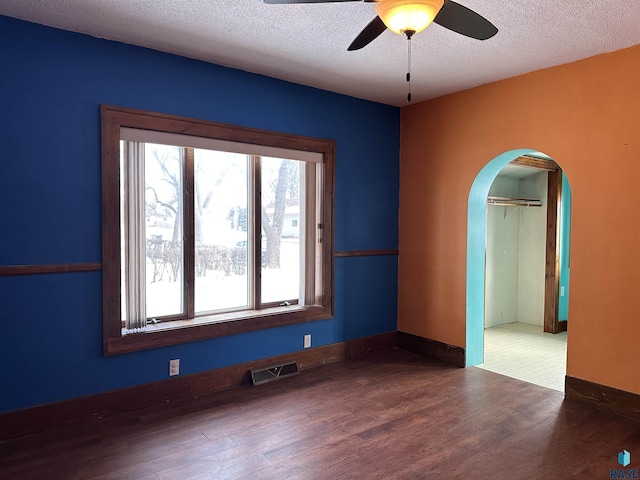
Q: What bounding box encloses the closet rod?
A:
[487,196,542,207]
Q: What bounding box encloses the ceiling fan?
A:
[263,0,498,51]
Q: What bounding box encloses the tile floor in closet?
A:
[477,322,567,392]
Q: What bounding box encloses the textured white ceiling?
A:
[2,0,640,106]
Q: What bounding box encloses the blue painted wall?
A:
[0,16,400,413]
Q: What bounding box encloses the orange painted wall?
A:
[399,44,640,394]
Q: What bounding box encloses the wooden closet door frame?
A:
[509,156,564,334]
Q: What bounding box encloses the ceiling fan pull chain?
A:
[405,30,414,103]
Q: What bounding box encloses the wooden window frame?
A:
[101,105,335,355]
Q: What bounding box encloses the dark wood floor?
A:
[2,349,640,479]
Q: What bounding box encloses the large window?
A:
[102,106,334,355]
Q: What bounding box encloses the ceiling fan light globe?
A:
[375,0,444,35]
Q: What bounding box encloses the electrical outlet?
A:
[304,334,311,349]
[169,359,180,376]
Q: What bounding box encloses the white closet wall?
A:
[485,171,547,328]
[485,177,520,328]
[517,173,547,326]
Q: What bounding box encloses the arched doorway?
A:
[466,149,571,368]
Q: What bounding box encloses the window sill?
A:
[140,304,310,333]
[105,304,332,356]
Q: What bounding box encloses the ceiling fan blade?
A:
[348,16,387,51]
[434,0,497,40]
[264,0,358,4]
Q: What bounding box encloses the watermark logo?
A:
[611,450,638,479]
[620,450,632,468]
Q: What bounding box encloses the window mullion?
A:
[184,147,195,319]
[250,155,261,310]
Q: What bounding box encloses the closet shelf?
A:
[487,196,542,207]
